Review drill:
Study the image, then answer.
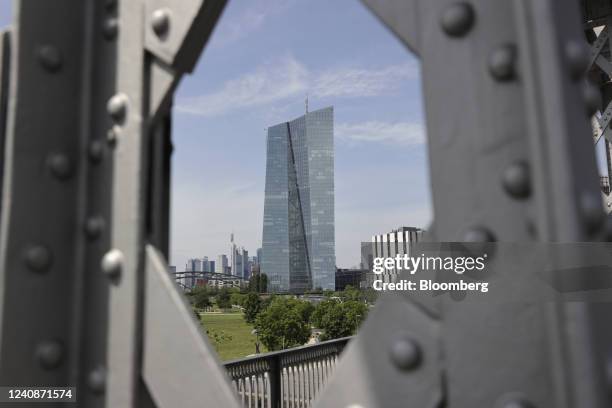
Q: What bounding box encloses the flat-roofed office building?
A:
[367,226,423,286]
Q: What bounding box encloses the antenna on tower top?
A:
[305,94,309,114]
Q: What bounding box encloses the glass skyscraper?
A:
[261,106,335,293]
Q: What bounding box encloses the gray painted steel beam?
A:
[103,0,148,404]
[361,0,421,55]
[104,0,226,406]
[317,1,611,407]
[0,0,89,391]
[0,30,10,218]
[0,0,226,407]
[1,1,612,408]
[142,245,240,408]
[315,295,442,408]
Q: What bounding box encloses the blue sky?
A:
[0,0,433,268]
[171,0,431,268]
[3,1,612,269]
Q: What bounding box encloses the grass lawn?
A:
[199,312,267,361]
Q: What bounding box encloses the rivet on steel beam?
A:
[584,82,602,116]
[565,40,589,81]
[440,2,475,37]
[107,93,128,124]
[35,340,64,369]
[502,161,530,199]
[102,249,124,282]
[88,140,104,163]
[489,45,516,81]
[36,45,62,72]
[102,18,119,40]
[47,153,73,180]
[581,192,604,235]
[23,245,52,273]
[389,337,421,371]
[151,9,171,39]
[463,227,495,242]
[107,127,118,146]
[87,366,106,394]
[84,216,105,240]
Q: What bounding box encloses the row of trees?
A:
[236,287,369,351]
[187,286,232,310]
[187,283,370,353]
[186,272,269,311]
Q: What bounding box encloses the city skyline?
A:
[168,0,433,270]
[172,234,261,275]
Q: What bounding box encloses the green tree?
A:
[339,285,361,302]
[295,300,315,322]
[314,300,368,341]
[187,286,212,310]
[311,299,338,328]
[216,288,232,310]
[259,273,268,292]
[248,273,268,293]
[255,298,311,351]
[194,289,211,310]
[323,289,335,298]
[242,292,263,324]
[230,292,245,307]
[260,295,274,310]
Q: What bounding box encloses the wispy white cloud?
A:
[212,0,296,47]
[175,56,416,117]
[313,64,416,98]
[176,56,308,116]
[335,121,426,145]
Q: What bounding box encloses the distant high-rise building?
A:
[231,247,249,280]
[261,106,335,293]
[371,227,422,259]
[184,258,202,288]
[201,256,210,272]
[209,260,215,273]
[242,248,249,279]
[234,248,243,279]
[229,236,243,276]
[335,268,366,291]
[228,233,251,279]
[216,254,228,274]
[256,248,263,265]
[250,262,260,276]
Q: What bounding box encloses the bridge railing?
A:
[224,337,351,408]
